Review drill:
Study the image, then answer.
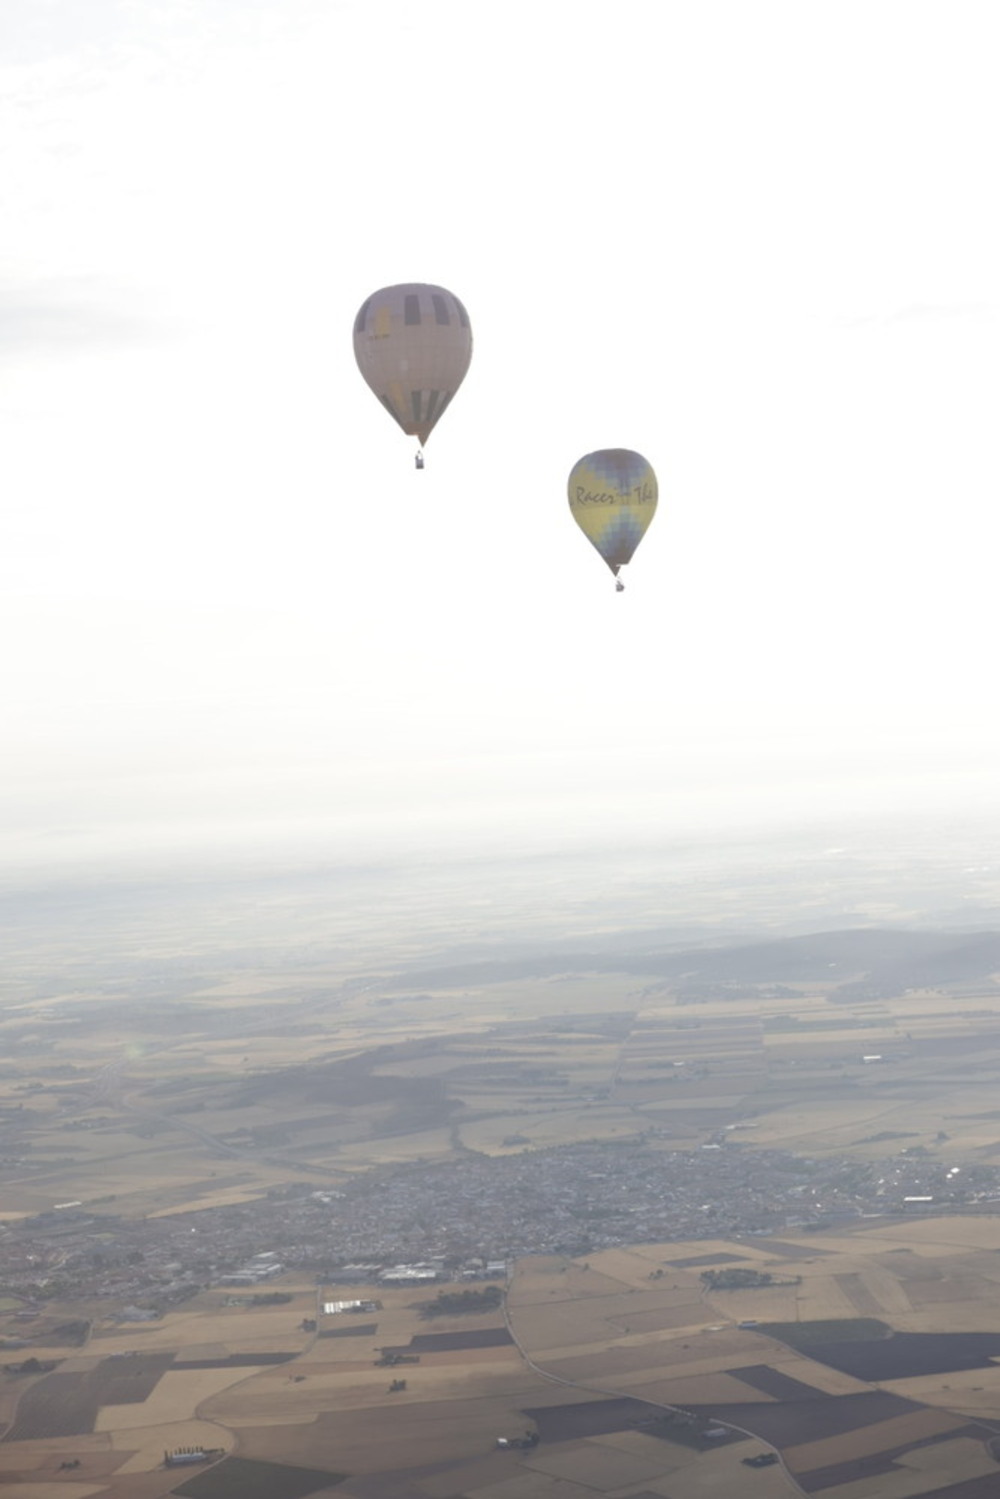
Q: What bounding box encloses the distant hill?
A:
[388,928,1000,997]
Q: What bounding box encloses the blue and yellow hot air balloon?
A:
[568,449,658,590]
[353,283,472,467]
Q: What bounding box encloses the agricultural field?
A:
[0,1262,801,1498]
[6,845,1000,1492]
[507,1228,1000,1498]
[9,910,1000,1228]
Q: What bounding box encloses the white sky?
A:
[3,0,999,874]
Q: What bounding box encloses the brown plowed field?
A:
[667,1254,748,1268]
[171,1454,344,1499]
[171,1354,294,1368]
[795,1423,997,1493]
[407,1329,512,1352]
[233,1393,552,1473]
[873,1251,947,1281]
[523,1397,663,1442]
[909,1477,1000,1497]
[782,1407,966,1472]
[411,1451,526,1498]
[617,1372,774,1407]
[678,1391,921,1446]
[804,1330,1000,1381]
[833,1272,887,1316]
[727,1364,829,1399]
[2,1354,175,1441]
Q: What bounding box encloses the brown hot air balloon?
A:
[353,283,473,466]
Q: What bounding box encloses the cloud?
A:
[837,302,995,330]
[884,301,995,324]
[0,279,163,357]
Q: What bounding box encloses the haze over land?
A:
[7,810,1000,967]
[4,0,1000,1492]
[8,820,1000,1496]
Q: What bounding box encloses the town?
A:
[3,1137,1000,1319]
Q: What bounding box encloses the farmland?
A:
[8,1221,1000,1497]
[4,836,1000,1492]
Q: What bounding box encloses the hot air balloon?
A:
[568,449,658,590]
[353,284,472,467]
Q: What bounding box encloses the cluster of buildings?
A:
[2,1141,1000,1315]
[219,1252,285,1286]
[163,1448,224,1468]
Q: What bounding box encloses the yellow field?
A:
[784,1408,965,1472]
[590,1244,701,1282]
[579,1428,699,1473]
[108,1420,232,1473]
[86,1305,311,1355]
[230,1393,551,1472]
[95,1367,263,1431]
[461,1469,595,1499]
[884,1363,1000,1411]
[0,1435,114,1478]
[519,1437,683,1489]
[701,1280,804,1322]
[0,1486,107,1499]
[660,1442,796,1499]
[890,1434,1000,1481]
[870,1215,1000,1251]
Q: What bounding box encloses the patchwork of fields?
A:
[7,865,1000,1496]
[7,1224,1000,1497]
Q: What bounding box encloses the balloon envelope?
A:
[353,283,472,446]
[568,449,658,577]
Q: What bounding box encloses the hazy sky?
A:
[3,0,999,874]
